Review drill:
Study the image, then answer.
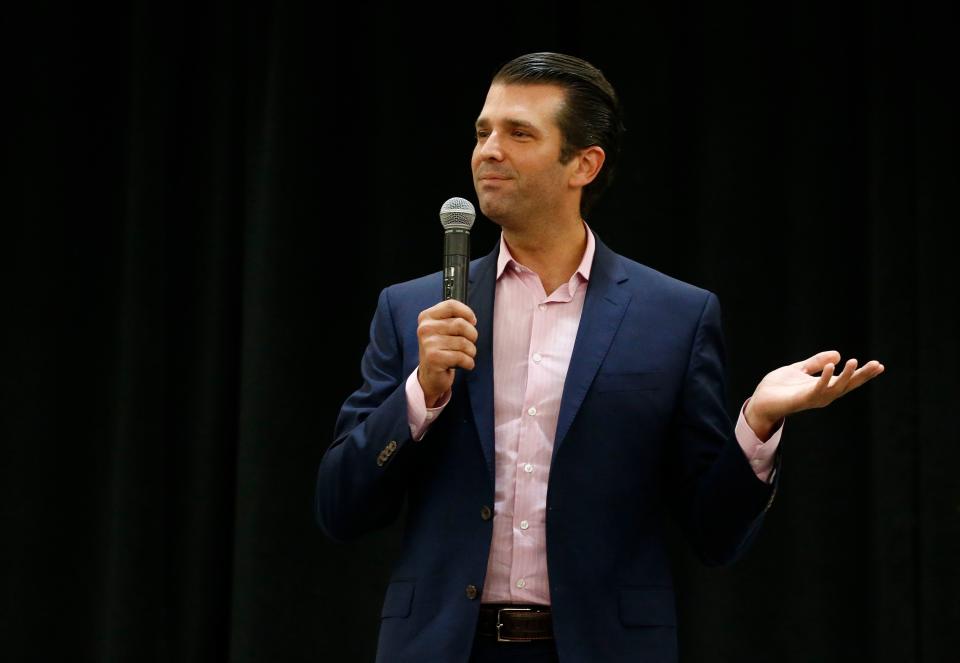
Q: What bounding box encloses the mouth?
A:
[476,170,511,180]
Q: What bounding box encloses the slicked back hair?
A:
[492,52,625,216]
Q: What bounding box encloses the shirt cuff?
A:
[405,368,451,441]
[735,398,783,484]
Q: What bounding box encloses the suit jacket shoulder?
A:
[605,247,718,318]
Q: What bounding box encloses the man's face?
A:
[471,83,577,225]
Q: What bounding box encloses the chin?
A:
[477,195,512,225]
[476,197,498,220]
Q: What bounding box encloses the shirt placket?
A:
[509,270,554,601]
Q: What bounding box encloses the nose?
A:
[476,130,504,161]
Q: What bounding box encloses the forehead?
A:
[475,83,567,128]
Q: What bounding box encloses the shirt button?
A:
[466,584,478,600]
[532,353,542,363]
[425,412,434,421]
[527,406,537,416]
[520,520,529,530]
[538,304,546,312]
[516,578,526,589]
[751,459,762,466]
[480,505,492,521]
[524,463,534,473]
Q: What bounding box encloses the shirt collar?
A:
[495,220,596,284]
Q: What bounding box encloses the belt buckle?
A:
[496,607,533,643]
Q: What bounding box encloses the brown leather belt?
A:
[477,604,553,642]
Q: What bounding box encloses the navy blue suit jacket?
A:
[316,232,778,662]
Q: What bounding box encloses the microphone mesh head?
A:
[439,197,476,230]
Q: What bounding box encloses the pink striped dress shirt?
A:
[405,223,781,606]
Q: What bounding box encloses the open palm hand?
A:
[745,350,885,437]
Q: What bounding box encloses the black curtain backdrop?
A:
[2,1,957,661]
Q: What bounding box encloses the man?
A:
[315,53,883,663]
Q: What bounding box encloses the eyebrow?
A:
[475,117,539,132]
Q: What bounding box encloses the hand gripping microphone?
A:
[439,197,476,302]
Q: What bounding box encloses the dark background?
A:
[2,1,957,661]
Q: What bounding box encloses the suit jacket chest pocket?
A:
[594,370,663,393]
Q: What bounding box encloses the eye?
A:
[512,130,530,138]
[475,129,490,140]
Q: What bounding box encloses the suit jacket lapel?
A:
[464,236,630,478]
[552,235,632,463]
[465,243,499,482]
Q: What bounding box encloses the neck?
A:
[501,214,587,294]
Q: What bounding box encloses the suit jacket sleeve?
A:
[315,286,418,543]
[667,292,779,565]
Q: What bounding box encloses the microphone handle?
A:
[443,229,470,302]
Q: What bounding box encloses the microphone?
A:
[439,197,476,302]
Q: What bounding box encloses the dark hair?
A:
[492,52,625,216]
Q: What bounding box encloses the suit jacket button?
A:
[480,505,492,521]
[465,584,478,600]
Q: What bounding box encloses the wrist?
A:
[416,367,442,408]
[744,398,779,441]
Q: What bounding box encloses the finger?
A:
[424,334,476,358]
[815,362,835,391]
[445,335,477,358]
[434,349,476,371]
[419,351,476,377]
[449,317,479,343]
[843,360,885,391]
[455,352,476,371]
[801,350,842,375]
[829,358,858,393]
[418,316,477,341]
[422,299,478,325]
[427,317,479,342]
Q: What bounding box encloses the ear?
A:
[568,146,606,188]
